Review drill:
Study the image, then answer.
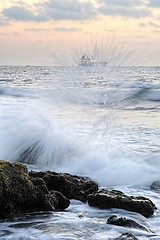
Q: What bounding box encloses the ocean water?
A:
[0,65,160,239]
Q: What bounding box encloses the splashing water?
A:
[0,65,160,188]
[1,64,160,239]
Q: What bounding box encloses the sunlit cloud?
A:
[2,0,97,23]
[54,27,81,32]
[0,32,8,35]
[139,20,160,28]
[139,22,147,27]
[104,29,115,32]
[97,0,151,18]
[43,0,97,21]
[0,0,160,65]
[149,21,160,27]
[98,0,143,7]
[0,13,10,25]
[0,20,10,25]
[25,27,50,32]
[148,0,160,8]
[152,30,160,33]
[1,0,160,24]
[2,6,47,22]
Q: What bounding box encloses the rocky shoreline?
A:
[0,160,158,239]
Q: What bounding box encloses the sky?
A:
[0,0,160,66]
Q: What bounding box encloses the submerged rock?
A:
[88,189,156,218]
[0,161,69,219]
[107,215,152,233]
[113,233,138,240]
[29,171,98,202]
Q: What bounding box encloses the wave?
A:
[0,101,159,188]
[0,86,35,98]
[0,101,81,168]
[0,78,13,82]
[1,79,160,115]
[77,87,160,111]
[0,66,160,189]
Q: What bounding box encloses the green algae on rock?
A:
[0,160,68,219]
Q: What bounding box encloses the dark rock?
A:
[62,173,98,202]
[88,189,156,218]
[31,177,49,194]
[29,171,76,199]
[50,190,70,210]
[151,181,160,191]
[113,233,138,240]
[0,161,69,219]
[29,171,98,202]
[43,172,75,198]
[107,215,152,233]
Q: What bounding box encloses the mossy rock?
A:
[0,160,55,219]
[0,160,28,183]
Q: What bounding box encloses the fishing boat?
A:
[79,54,107,67]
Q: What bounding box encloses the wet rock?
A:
[50,190,70,210]
[31,177,49,194]
[113,233,138,240]
[107,215,152,233]
[29,171,77,199]
[29,171,98,202]
[88,189,156,218]
[0,161,69,219]
[151,181,160,191]
[62,173,98,202]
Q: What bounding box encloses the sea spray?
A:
[0,66,160,189]
[1,65,160,239]
[0,100,82,167]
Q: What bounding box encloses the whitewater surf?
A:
[0,65,160,239]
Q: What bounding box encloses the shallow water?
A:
[0,65,160,239]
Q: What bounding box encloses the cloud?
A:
[152,30,160,33]
[0,32,8,35]
[97,0,151,18]
[139,21,160,28]
[134,35,146,38]
[1,0,155,24]
[1,0,96,23]
[139,22,147,27]
[25,27,50,32]
[44,0,96,21]
[98,0,142,7]
[148,0,160,8]
[149,21,160,27]
[54,27,80,32]
[0,20,9,26]
[98,6,150,18]
[104,29,115,32]
[2,6,47,22]
[0,13,10,25]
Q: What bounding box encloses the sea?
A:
[0,65,160,239]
